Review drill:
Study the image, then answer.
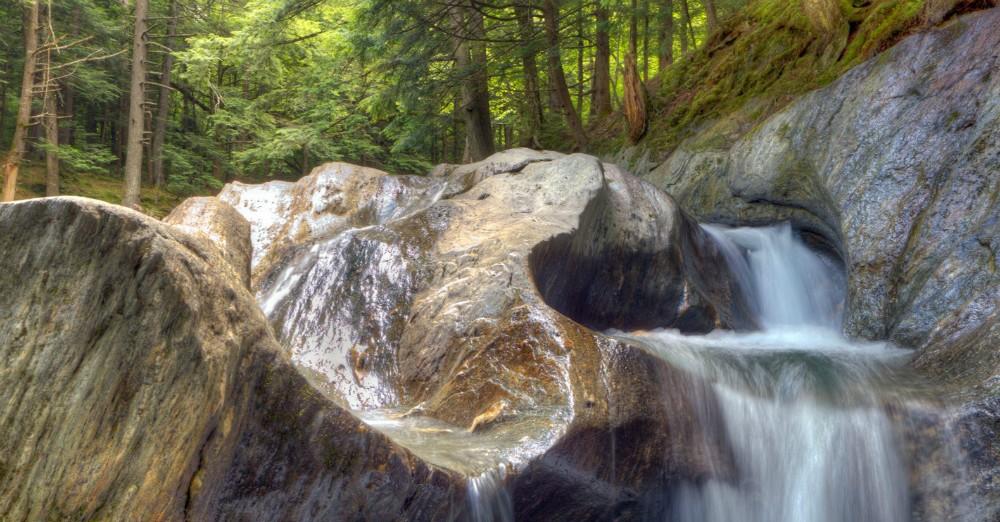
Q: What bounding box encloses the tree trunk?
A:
[59,81,74,146]
[2,1,40,202]
[43,85,58,196]
[643,0,650,81]
[684,0,697,47]
[122,0,148,209]
[576,4,585,119]
[679,0,690,54]
[541,0,588,150]
[151,0,176,188]
[703,0,719,35]
[592,2,612,116]
[659,0,674,71]
[623,52,648,143]
[515,2,543,148]
[630,0,639,57]
[301,142,309,176]
[42,12,59,197]
[0,84,8,147]
[452,2,494,162]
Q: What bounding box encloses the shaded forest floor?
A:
[12,164,296,218]
[13,164,186,218]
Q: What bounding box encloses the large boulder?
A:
[218,162,444,284]
[164,196,253,287]
[0,197,462,521]
[217,152,744,518]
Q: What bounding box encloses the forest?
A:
[0,0,949,215]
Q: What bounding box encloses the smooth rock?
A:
[0,197,462,521]
[219,162,445,284]
[218,152,741,516]
[164,196,253,287]
[641,9,1000,518]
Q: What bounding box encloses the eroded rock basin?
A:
[207,147,997,520]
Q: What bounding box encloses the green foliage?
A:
[38,142,117,175]
[634,0,945,155]
[0,0,981,215]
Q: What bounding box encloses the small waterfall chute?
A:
[617,223,912,522]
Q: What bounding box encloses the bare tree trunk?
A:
[576,4,585,119]
[43,87,58,196]
[151,0,176,188]
[679,0,690,55]
[630,0,639,57]
[453,2,494,162]
[0,84,8,146]
[515,2,544,147]
[122,0,148,209]
[301,142,309,176]
[623,52,647,143]
[703,0,719,34]
[643,0,650,81]
[591,1,612,116]
[42,6,59,197]
[684,0,697,47]
[2,1,40,202]
[659,0,674,72]
[541,0,588,150]
[58,81,74,146]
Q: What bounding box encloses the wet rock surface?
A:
[218,162,445,284]
[640,8,1000,519]
[219,152,740,517]
[644,8,1000,353]
[0,197,462,521]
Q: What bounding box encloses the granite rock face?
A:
[641,9,1000,518]
[217,152,743,517]
[219,153,746,425]
[645,9,1000,354]
[0,197,462,521]
[164,196,253,287]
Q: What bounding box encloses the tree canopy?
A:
[0,0,963,213]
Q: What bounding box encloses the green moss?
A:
[614,0,942,158]
[13,163,198,218]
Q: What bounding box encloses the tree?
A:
[122,0,148,209]
[150,0,176,188]
[704,0,719,35]
[592,1,612,116]
[624,0,648,142]
[541,0,588,151]
[2,1,40,202]
[41,2,58,196]
[658,0,674,72]
[452,1,494,162]
[516,1,544,147]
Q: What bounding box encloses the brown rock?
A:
[0,197,462,521]
[164,196,253,288]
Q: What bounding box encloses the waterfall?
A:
[618,223,913,522]
[701,223,845,331]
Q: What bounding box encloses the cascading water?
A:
[617,223,914,522]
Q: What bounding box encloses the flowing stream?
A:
[617,223,916,522]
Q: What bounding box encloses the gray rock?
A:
[646,9,1000,354]
[432,147,566,197]
[164,196,253,287]
[0,197,462,521]
[218,152,742,517]
[642,9,1000,517]
[219,162,445,284]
